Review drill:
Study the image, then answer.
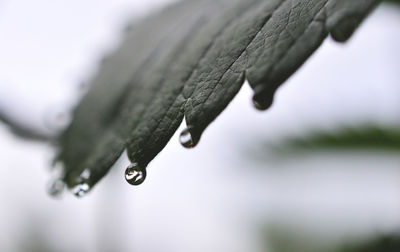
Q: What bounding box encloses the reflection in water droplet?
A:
[125,163,146,186]
[80,169,91,180]
[73,183,90,198]
[74,168,91,184]
[71,169,92,197]
[179,127,196,148]
[48,179,65,197]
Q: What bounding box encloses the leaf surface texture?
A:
[57,0,380,190]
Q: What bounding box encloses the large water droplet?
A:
[48,179,65,197]
[125,163,146,186]
[72,183,90,198]
[180,127,196,148]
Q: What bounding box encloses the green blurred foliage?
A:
[339,235,400,252]
[282,125,400,152]
[264,224,400,252]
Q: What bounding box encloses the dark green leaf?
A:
[264,223,400,252]
[280,125,400,152]
[56,0,380,192]
[385,0,400,5]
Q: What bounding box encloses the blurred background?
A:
[0,1,399,251]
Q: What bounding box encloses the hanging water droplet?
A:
[47,179,65,197]
[180,127,196,148]
[125,163,146,186]
[72,183,90,198]
[71,168,92,197]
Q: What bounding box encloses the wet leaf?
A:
[56,0,380,193]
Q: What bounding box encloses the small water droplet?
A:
[125,163,146,186]
[80,169,91,180]
[180,127,196,148]
[72,183,90,198]
[74,168,91,184]
[48,179,65,197]
[71,168,92,197]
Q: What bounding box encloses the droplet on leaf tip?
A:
[179,127,196,148]
[74,168,91,185]
[72,183,90,198]
[70,168,92,197]
[80,168,91,180]
[125,163,146,186]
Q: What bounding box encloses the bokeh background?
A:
[0,1,399,251]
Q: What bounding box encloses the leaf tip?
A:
[252,87,275,111]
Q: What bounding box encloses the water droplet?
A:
[125,163,146,186]
[70,168,92,197]
[80,169,91,180]
[72,183,90,198]
[74,168,91,183]
[48,179,65,197]
[180,127,196,148]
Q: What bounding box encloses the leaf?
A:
[264,223,400,252]
[0,110,52,141]
[338,235,400,252]
[55,0,380,193]
[279,125,400,152]
[385,0,400,5]
[244,124,400,165]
